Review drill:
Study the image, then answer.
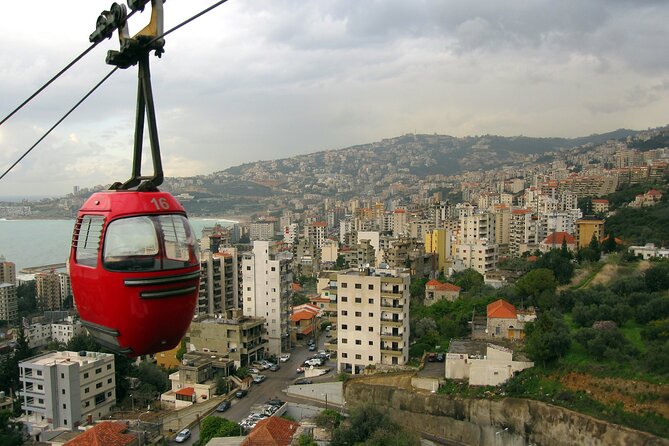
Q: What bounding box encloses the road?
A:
[171,335,333,445]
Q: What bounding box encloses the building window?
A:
[107,364,111,370]
[369,356,373,361]
[368,298,374,304]
[62,389,65,395]
[83,372,89,379]
[107,378,112,384]
[85,401,90,407]
[355,340,361,345]
[355,312,361,317]
[63,403,66,409]
[96,382,102,389]
[38,399,44,404]
[369,341,373,345]
[341,283,347,288]
[355,283,362,289]
[355,325,362,331]
[341,310,347,316]
[341,296,347,302]
[342,338,347,344]
[341,324,348,329]
[64,419,67,426]
[369,327,374,332]
[355,354,361,359]
[271,266,276,271]
[341,353,348,358]
[368,284,374,290]
[368,312,374,317]
[355,297,361,303]
[36,370,42,376]
[85,388,89,393]
[61,373,65,379]
[246,266,251,270]
[95,393,106,405]
[95,368,102,374]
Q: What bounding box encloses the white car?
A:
[175,428,191,443]
[279,353,291,362]
[253,374,266,383]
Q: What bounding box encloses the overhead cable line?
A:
[0,8,137,128]
[150,0,230,44]
[0,68,119,182]
[1,0,231,181]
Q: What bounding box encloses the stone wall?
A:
[345,375,669,446]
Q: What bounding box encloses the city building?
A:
[187,312,265,367]
[197,251,239,316]
[424,280,461,305]
[0,283,18,322]
[336,266,411,374]
[26,316,84,349]
[249,222,276,241]
[162,352,234,409]
[539,232,577,253]
[242,241,293,355]
[0,256,16,285]
[629,243,669,260]
[304,221,327,251]
[62,421,137,446]
[445,340,533,386]
[19,351,116,436]
[35,271,61,311]
[575,219,605,249]
[485,299,536,340]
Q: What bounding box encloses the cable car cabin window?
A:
[157,215,196,268]
[74,216,104,267]
[103,214,197,272]
[103,217,159,271]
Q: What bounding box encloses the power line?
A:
[0,68,119,182]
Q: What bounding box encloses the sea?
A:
[0,218,236,272]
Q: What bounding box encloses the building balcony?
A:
[380,291,403,298]
[380,319,403,327]
[380,346,403,356]
[380,303,404,312]
[380,333,403,342]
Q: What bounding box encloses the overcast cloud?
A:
[1,0,668,197]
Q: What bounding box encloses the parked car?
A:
[279,353,291,362]
[308,344,316,351]
[436,352,445,362]
[269,364,280,371]
[296,366,305,374]
[426,353,437,362]
[235,389,248,398]
[253,374,266,383]
[216,401,231,412]
[294,378,313,385]
[175,428,191,443]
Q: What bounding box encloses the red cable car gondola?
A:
[69,1,199,356]
[70,191,199,355]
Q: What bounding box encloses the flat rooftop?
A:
[26,350,112,366]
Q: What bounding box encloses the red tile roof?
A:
[290,310,317,322]
[425,280,461,292]
[591,199,609,204]
[175,387,195,397]
[487,299,517,319]
[241,416,299,446]
[511,209,531,215]
[64,421,136,446]
[542,232,576,245]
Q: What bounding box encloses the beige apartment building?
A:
[336,267,410,374]
[35,271,61,311]
[0,283,18,322]
[0,257,16,285]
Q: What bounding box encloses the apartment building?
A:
[304,221,327,250]
[26,316,84,349]
[187,312,265,367]
[0,283,18,322]
[249,222,276,241]
[0,257,16,285]
[19,351,115,434]
[242,241,293,355]
[336,267,410,374]
[35,271,61,311]
[455,241,497,275]
[509,209,539,257]
[197,251,239,317]
[283,223,300,245]
[424,228,454,274]
[576,219,605,249]
[58,273,71,306]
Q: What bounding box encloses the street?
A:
[170,335,333,445]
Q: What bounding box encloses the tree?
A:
[409,278,428,298]
[66,334,100,352]
[644,262,669,293]
[515,269,557,304]
[335,255,347,269]
[296,434,318,446]
[331,405,393,446]
[292,294,310,306]
[524,310,571,365]
[315,409,343,431]
[197,417,241,446]
[0,410,23,446]
[413,317,438,339]
[534,251,574,284]
[136,362,170,393]
[601,231,618,253]
[215,375,229,395]
[451,269,484,292]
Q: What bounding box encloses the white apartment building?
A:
[242,241,293,356]
[249,222,275,241]
[26,317,84,349]
[455,241,497,275]
[339,218,354,244]
[58,273,71,304]
[19,351,115,435]
[459,212,495,245]
[357,231,381,267]
[304,222,326,250]
[509,209,539,257]
[336,267,411,374]
[0,283,18,322]
[283,223,300,245]
[321,239,339,263]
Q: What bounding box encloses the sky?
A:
[1,0,669,198]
